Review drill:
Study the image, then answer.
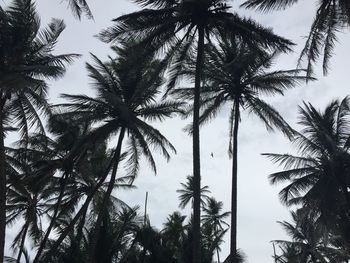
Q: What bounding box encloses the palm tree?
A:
[32,115,135,262]
[242,0,350,76]
[162,211,187,258]
[6,146,49,263]
[273,208,349,263]
[5,115,94,262]
[99,2,293,261]
[202,197,230,263]
[263,96,350,246]
[41,42,183,263]
[0,0,77,260]
[173,36,309,261]
[176,175,211,209]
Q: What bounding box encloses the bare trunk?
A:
[230,98,240,263]
[192,25,205,263]
[33,173,69,263]
[88,128,125,263]
[76,203,88,245]
[0,100,6,263]
[16,222,29,263]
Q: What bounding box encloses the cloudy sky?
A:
[3,0,350,262]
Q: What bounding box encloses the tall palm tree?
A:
[263,96,350,245]
[0,0,77,260]
[41,42,183,263]
[173,36,309,261]
[99,2,293,261]
[176,175,211,209]
[242,0,350,76]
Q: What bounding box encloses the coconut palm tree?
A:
[162,211,187,258]
[263,96,350,246]
[99,2,293,261]
[176,175,211,209]
[0,0,77,260]
[33,129,135,262]
[173,35,309,261]
[202,197,230,263]
[40,42,183,263]
[273,208,349,263]
[242,0,350,76]
[6,146,49,263]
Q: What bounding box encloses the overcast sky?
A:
[3,0,350,262]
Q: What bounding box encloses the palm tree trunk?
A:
[230,98,240,263]
[38,145,120,262]
[0,100,6,263]
[33,173,69,263]
[16,222,29,263]
[88,127,126,263]
[193,25,205,263]
[217,247,221,263]
[76,202,88,245]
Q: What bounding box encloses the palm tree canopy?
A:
[100,0,293,48]
[264,97,350,205]
[201,197,230,232]
[274,208,350,263]
[53,42,184,178]
[264,97,350,243]
[176,175,211,209]
[173,36,309,142]
[99,0,294,91]
[242,0,350,76]
[0,0,78,137]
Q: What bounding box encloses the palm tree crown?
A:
[176,175,211,209]
[264,97,350,244]
[242,0,350,76]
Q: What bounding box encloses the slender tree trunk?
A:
[76,203,88,245]
[217,247,221,263]
[16,222,29,263]
[144,191,148,225]
[230,98,240,263]
[141,191,149,263]
[89,128,125,263]
[0,100,6,263]
[33,173,69,263]
[69,203,88,259]
[38,145,120,262]
[193,25,205,263]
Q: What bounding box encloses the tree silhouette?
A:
[242,0,350,76]
[264,96,350,246]
[0,0,77,260]
[99,2,293,261]
[173,35,308,260]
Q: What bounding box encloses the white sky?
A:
[3,0,350,262]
